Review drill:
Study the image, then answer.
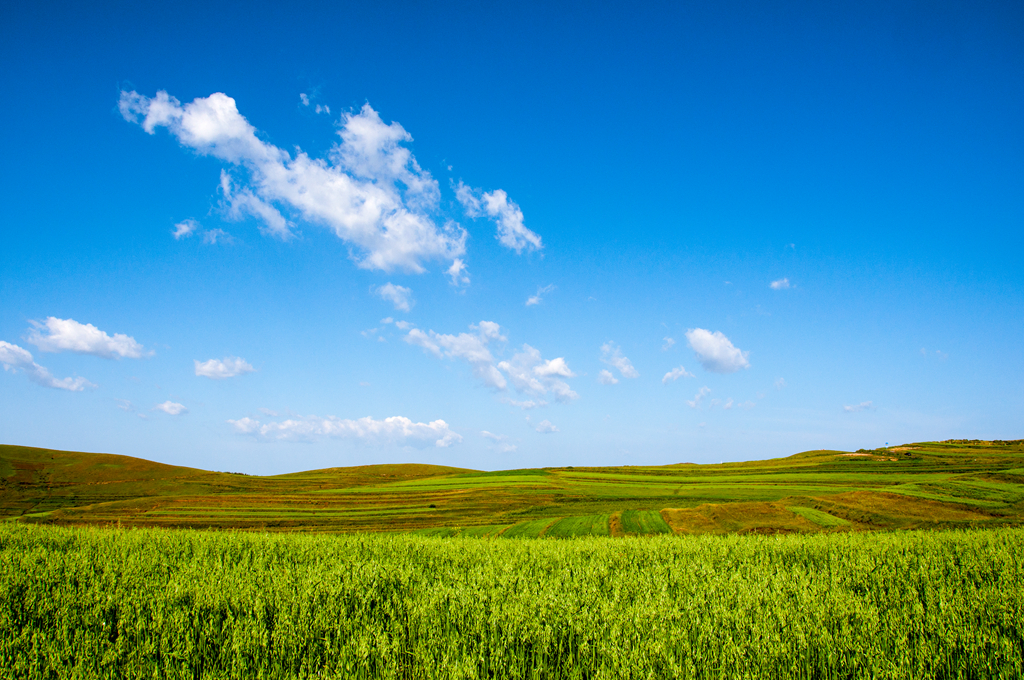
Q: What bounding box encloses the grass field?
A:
[1,523,1021,679]
[2,439,1023,535]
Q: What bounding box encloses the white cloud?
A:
[687,386,711,408]
[770,278,791,290]
[775,377,787,390]
[194,356,255,379]
[406,321,576,401]
[172,219,199,239]
[406,321,508,389]
[481,430,517,453]
[116,398,133,411]
[121,90,467,273]
[228,414,461,447]
[685,329,750,374]
[258,407,279,417]
[456,181,542,253]
[0,340,94,391]
[535,420,558,433]
[526,284,555,307]
[446,258,470,286]
[597,369,619,385]
[154,401,187,415]
[844,401,875,413]
[662,337,676,351]
[381,317,394,324]
[723,398,734,409]
[498,345,578,402]
[394,320,412,330]
[662,366,694,384]
[600,342,639,378]
[27,317,148,359]
[375,283,415,312]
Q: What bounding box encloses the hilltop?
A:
[2,440,1023,536]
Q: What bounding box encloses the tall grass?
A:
[1,523,1022,679]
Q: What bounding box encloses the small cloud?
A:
[154,401,187,415]
[526,284,556,307]
[446,259,470,287]
[535,419,558,433]
[600,341,639,379]
[381,317,394,325]
[115,398,133,411]
[597,369,619,385]
[774,377,786,390]
[662,366,694,384]
[685,329,750,374]
[359,381,371,387]
[687,386,711,409]
[172,219,199,240]
[456,182,542,253]
[787,243,796,249]
[258,407,279,416]
[739,400,756,409]
[361,328,379,339]
[194,356,254,379]
[662,337,676,351]
[723,398,734,409]
[770,278,791,290]
[202,228,232,244]
[395,320,412,330]
[299,93,310,106]
[375,283,414,312]
[843,401,875,413]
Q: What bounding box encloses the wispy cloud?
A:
[375,283,415,312]
[687,386,711,408]
[456,181,542,253]
[600,341,639,379]
[662,366,694,384]
[597,369,619,385]
[843,401,875,413]
[0,340,94,391]
[685,329,750,374]
[27,317,148,359]
[526,284,555,306]
[662,337,676,351]
[172,218,199,239]
[481,430,517,453]
[228,414,461,447]
[770,278,791,290]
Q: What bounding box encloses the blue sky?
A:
[1,0,1021,474]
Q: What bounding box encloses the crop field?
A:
[2,439,1023,535]
[1,523,1022,679]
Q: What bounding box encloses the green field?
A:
[1,523,1021,679]
[3,439,1024,535]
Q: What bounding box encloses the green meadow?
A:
[2,439,1023,535]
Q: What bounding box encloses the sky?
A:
[1,0,1021,474]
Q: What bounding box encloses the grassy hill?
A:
[2,440,1023,536]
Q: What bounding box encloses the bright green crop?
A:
[1,524,1022,679]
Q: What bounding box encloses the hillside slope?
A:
[2,440,1022,535]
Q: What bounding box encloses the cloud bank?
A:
[229,414,461,447]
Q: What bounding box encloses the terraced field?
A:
[2,439,1023,535]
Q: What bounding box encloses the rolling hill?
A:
[2,440,1023,536]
